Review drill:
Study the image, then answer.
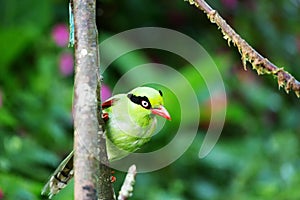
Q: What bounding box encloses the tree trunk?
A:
[72,0,115,199]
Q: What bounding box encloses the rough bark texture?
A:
[73,0,114,199]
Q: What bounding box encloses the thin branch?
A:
[73,0,114,199]
[185,0,300,97]
[118,165,137,200]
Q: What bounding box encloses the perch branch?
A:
[118,165,137,200]
[73,0,114,199]
[185,0,300,97]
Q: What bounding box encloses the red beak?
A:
[151,106,171,120]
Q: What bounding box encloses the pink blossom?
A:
[52,24,69,47]
[221,0,237,10]
[0,188,4,199]
[101,84,112,102]
[59,52,74,76]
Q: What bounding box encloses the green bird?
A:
[42,87,171,198]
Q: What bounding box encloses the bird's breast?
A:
[105,113,157,161]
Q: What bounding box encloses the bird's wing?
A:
[41,151,74,199]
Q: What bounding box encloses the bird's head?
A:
[127,87,171,121]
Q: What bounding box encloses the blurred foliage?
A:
[1,0,300,199]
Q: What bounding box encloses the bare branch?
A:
[118,165,137,200]
[185,0,300,97]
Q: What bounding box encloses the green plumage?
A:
[41,87,170,198]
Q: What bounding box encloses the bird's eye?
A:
[128,94,152,109]
[141,100,149,108]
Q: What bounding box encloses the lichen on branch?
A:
[185,0,300,97]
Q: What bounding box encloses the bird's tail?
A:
[41,151,74,199]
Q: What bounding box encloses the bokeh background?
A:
[1,0,300,199]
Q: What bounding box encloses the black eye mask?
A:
[159,90,163,96]
[127,94,152,109]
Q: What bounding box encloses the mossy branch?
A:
[185,0,300,97]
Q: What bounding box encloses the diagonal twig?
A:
[185,0,300,97]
